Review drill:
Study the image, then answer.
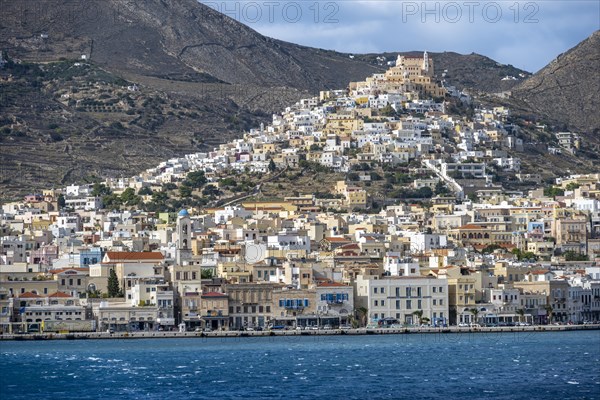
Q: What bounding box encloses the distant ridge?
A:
[513,31,600,141]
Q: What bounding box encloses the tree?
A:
[469,308,480,325]
[87,288,102,298]
[120,187,140,206]
[412,309,425,325]
[91,183,111,197]
[57,193,66,208]
[179,185,192,198]
[201,269,214,279]
[268,159,277,172]
[184,171,207,188]
[138,186,153,196]
[563,251,588,261]
[544,304,554,325]
[356,307,369,327]
[107,269,121,298]
[516,308,526,324]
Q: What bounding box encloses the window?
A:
[417,287,422,297]
[374,300,378,306]
[381,287,385,294]
[406,300,412,309]
[381,300,385,307]
[433,299,437,305]
[396,300,400,309]
[396,287,400,297]
[374,313,378,319]
[433,287,437,293]
[439,287,444,293]
[374,287,378,294]
[417,300,422,309]
[439,300,443,305]
[406,287,411,297]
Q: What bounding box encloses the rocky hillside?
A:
[512,31,600,141]
[0,0,380,91]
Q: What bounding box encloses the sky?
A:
[199,0,599,72]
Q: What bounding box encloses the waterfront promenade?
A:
[1,324,598,341]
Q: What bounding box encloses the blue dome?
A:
[178,209,189,217]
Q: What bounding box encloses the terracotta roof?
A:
[104,251,164,262]
[202,291,228,297]
[340,243,360,249]
[48,291,72,298]
[459,224,485,230]
[317,282,348,287]
[325,237,350,242]
[530,270,551,275]
[18,292,42,298]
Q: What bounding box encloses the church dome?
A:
[178,209,189,217]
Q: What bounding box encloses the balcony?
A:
[284,305,304,310]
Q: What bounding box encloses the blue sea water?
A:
[1,330,599,400]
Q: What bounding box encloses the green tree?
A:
[201,269,214,279]
[120,187,140,206]
[469,308,480,325]
[138,186,153,196]
[544,304,554,325]
[563,251,588,261]
[91,183,111,197]
[516,308,526,324]
[356,307,369,327]
[179,185,192,198]
[87,288,102,298]
[102,193,122,210]
[412,309,424,325]
[184,171,207,188]
[107,269,121,298]
[57,193,66,208]
[268,159,277,172]
[543,186,565,198]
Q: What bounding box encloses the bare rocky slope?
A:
[512,31,600,142]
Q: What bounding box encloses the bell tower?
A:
[423,51,430,74]
[176,209,192,265]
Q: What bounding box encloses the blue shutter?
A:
[304,299,309,307]
[279,299,284,307]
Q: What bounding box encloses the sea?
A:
[1,330,599,399]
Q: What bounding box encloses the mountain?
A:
[512,31,600,141]
[0,0,381,91]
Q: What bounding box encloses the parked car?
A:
[339,324,352,330]
[458,323,469,327]
[323,325,332,330]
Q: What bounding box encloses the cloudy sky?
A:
[200,0,599,72]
